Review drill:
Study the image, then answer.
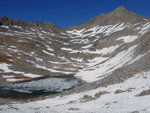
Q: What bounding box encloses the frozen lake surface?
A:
[0,75,82,98]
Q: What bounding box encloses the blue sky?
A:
[0,0,150,28]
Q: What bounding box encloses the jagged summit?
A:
[0,16,59,30]
[113,6,127,13]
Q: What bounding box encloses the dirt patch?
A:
[68,107,79,111]
[95,91,108,98]
[131,71,137,76]
[0,54,12,64]
[0,98,15,105]
[81,91,108,103]
[115,88,133,94]
[130,111,139,113]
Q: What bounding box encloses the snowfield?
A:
[75,45,138,82]
[117,35,138,43]
[0,71,150,113]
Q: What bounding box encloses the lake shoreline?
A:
[0,75,84,100]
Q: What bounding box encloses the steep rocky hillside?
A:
[0,6,150,113]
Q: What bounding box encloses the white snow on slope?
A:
[13,25,23,30]
[75,45,137,82]
[42,50,55,56]
[66,29,85,37]
[1,71,150,113]
[139,22,150,35]
[103,23,128,36]
[66,23,129,38]
[0,32,13,36]
[35,63,73,74]
[6,78,24,82]
[117,35,139,43]
[0,63,41,79]
[61,47,73,51]
[66,45,119,56]
[81,44,93,49]
[95,45,119,55]
[1,25,9,29]
[126,52,149,65]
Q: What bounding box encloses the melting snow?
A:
[0,63,41,79]
[66,23,129,38]
[75,45,137,82]
[117,35,139,43]
[139,22,150,35]
[1,25,9,29]
[6,78,24,82]
[42,50,55,56]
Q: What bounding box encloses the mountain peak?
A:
[114,6,127,12]
[98,6,147,25]
[67,6,145,30]
[110,6,129,16]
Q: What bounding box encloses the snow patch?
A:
[75,45,137,82]
[117,35,139,43]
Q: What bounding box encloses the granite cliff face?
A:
[0,6,150,112]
